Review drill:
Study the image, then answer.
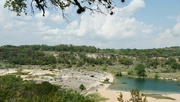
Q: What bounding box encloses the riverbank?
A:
[98,89,180,102]
[1,68,180,102]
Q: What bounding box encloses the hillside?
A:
[0,45,180,81]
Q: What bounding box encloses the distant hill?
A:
[0,45,179,70]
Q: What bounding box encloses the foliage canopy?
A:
[79,84,85,91]
[0,75,94,102]
[4,0,126,17]
[134,63,146,77]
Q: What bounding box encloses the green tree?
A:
[171,62,180,70]
[79,84,85,91]
[119,57,133,65]
[148,59,159,68]
[4,0,126,17]
[165,57,176,65]
[134,63,146,77]
[0,75,24,101]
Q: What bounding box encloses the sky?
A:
[0,0,180,49]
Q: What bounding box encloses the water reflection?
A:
[108,77,180,94]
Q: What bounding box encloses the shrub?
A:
[77,61,85,67]
[115,71,122,77]
[106,59,113,65]
[165,57,176,65]
[154,73,159,79]
[119,57,133,65]
[160,68,176,73]
[148,59,159,68]
[171,62,180,70]
[67,64,72,68]
[101,65,107,71]
[127,69,134,75]
[71,60,77,65]
[117,89,147,102]
[49,64,56,68]
[103,78,110,82]
[79,84,85,91]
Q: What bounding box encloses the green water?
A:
[108,77,180,94]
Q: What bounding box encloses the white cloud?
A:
[154,16,180,48]
[40,0,155,48]
[119,0,145,17]
[0,0,153,48]
[172,22,180,36]
[0,1,65,45]
[0,0,179,49]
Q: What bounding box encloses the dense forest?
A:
[0,45,180,70]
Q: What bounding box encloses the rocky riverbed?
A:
[0,68,113,94]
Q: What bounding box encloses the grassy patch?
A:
[43,74,56,77]
[144,94,176,100]
[88,93,109,102]
[26,75,39,79]
[12,71,29,75]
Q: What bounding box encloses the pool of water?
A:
[108,77,180,94]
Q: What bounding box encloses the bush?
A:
[115,71,122,77]
[101,65,107,71]
[49,64,56,68]
[148,59,159,68]
[57,58,64,63]
[165,57,176,65]
[91,63,95,67]
[154,73,159,79]
[106,59,113,65]
[77,61,85,67]
[171,62,180,70]
[103,78,110,82]
[0,63,3,69]
[79,84,85,91]
[119,57,133,65]
[5,64,18,68]
[67,64,72,68]
[160,68,176,73]
[71,60,77,65]
[127,69,134,75]
[117,89,147,102]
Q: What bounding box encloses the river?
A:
[108,77,180,94]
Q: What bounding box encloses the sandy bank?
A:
[98,89,180,102]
